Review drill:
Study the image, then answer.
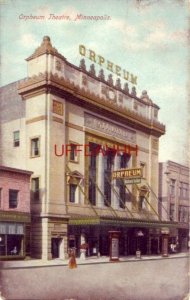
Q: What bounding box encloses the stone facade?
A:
[159,161,189,251]
[0,36,176,259]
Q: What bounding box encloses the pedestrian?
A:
[68,248,77,269]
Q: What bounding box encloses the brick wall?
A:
[0,169,31,213]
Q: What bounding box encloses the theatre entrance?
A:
[127,228,148,255]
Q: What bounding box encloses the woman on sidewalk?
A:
[68,248,77,269]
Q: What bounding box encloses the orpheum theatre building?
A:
[0,36,177,260]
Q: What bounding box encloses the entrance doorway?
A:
[150,237,160,254]
[99,235,109,256]
[127,228,148,255]
[51,238,62,258]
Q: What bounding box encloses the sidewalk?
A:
[1,252,189,269]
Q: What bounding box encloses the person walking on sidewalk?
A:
[68,248,77,269]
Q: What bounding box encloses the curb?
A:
[1,254,189,270]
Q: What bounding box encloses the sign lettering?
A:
[79,45,138,85]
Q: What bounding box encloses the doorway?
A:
[51,238,62,258]
[151,238,159,254]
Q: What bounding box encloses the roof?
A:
[26,36,66,62]
[0,165,33,175]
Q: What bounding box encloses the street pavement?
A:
[0,253,189,300]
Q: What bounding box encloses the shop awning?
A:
[0,211,31,223]
[68,215,178,228]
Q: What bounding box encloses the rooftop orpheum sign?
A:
[79,45,137,85]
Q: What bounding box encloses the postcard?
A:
[0,1,189,300]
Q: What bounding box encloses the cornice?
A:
[18,72,165,137]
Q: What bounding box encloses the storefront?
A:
[0,212,31,260]
[68,217,177,258]
[178,228,189,252]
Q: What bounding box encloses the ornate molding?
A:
[52,116,63,123]
[85,113,136,144]
[18,72,165,135]
[26,115,47,124]
[65,122,83,132]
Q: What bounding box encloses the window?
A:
[179,206,189,223]
[104,149,115,206]
[88,143,97,206]
[0,234,6,256]
[120,153,131,169]
[31,178,40,201]
[179,206,183,222]
[9,190,18,208]
[183,183,188,199]
[89,178,96,205]
[138,196,144,210]
[179,182,183,198]
[31,138,40,157]
[13,131,20,147]
[179,182,189,199]
[119,184,126,209]
[118,153,131,209]
[70,144,77,161]
[69,143,81,162]
[69,184,77,203]
[125,192,131,202]
[170,179,176,196]
[89,143,98,169]
[170,204,175,221]
[105,148,115,170]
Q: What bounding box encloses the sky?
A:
[0,0,189,165]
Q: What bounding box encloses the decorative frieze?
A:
[18,72,165,135]
[84,113,136,143]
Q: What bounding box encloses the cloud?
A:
[108,19,138,37]
[107,15,188,52]
[171,29,189,44]
[36,5,52,16]
[19,33,39,49]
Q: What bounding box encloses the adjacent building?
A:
[159,161,189,251]
[0,36,177,260]
[0,166,32,260]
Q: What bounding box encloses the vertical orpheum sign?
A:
[109,231,120,261]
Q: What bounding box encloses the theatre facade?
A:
[0,36,177,260]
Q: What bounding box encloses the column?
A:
[97,152,104,207]
[42,218,49,260]
[113,155,120,209]
[59,238,65,259]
